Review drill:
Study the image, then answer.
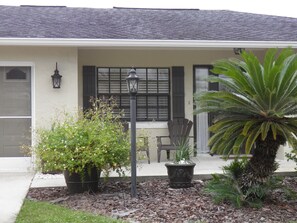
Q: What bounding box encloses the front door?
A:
[194,66,247,155]
[0,66,31,157]
[194,66,218,154]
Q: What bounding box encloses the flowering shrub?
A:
[34,98,130,176]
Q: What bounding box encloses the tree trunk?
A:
[238,132,285,194]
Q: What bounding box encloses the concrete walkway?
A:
[1,155,296,223]
[0,172,34,223]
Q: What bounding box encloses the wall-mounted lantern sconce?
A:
[233,48,245,55]
[51,62,62,88]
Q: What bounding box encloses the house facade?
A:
[0,6,296,171]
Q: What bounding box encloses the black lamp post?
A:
[51,62,62,88]
[126,68,139,198]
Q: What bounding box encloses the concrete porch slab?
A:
[31,155,297,188]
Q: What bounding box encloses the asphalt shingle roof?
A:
[0,5,296,41]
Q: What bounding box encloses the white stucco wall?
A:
[0,45,288,166]
[78,48,266,161]
[0,46,78,170]
[0,46,78,129]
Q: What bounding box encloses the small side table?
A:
[137,136,150,164]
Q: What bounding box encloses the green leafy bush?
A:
[34,98,130,177]
[205,173,245,208]
[222,157,248,179]
[205,159,296,208]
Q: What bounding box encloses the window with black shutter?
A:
[172,67,185,119]
[97,67,170,121]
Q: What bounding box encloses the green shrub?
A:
[222,157,248,180]
[204,173,245,208]
[205,159,296,208]
[33,98,130,177]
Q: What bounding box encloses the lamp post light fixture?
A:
[51,62,62,88]
[126,68,139,198]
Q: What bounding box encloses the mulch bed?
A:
[27,177,297,223]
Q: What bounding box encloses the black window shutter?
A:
[172,66,185,119]
[83,66,96,111]
[209,73,219,91]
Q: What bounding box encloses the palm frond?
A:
[194,48,297,157]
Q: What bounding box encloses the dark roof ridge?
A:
[20,5,67,8]
[112,7,200,11]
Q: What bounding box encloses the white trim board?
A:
[0,38,296,48]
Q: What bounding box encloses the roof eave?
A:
[0,38,296,48]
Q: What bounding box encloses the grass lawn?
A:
[16,199,124,223]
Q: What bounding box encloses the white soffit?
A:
[0,38,296,48]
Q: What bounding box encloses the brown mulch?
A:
[27,177,297,223]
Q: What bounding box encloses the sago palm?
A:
[194,48,297,192]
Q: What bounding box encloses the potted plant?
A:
[165,138,196,188]
[33,98,130,194]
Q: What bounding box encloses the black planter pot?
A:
[64,167,100,194]
[165,163,196,188]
